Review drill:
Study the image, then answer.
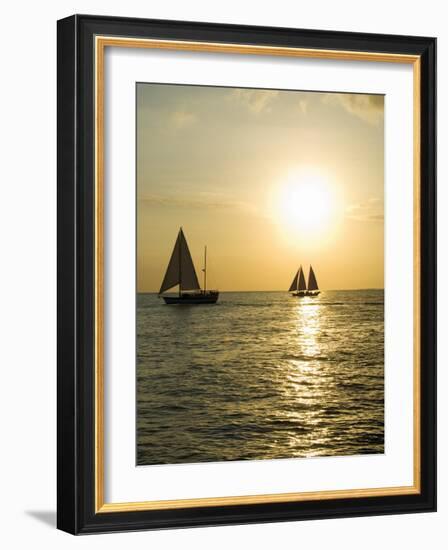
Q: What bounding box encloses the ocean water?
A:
[137,290,384,465]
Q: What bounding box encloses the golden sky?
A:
[137,83,384,292]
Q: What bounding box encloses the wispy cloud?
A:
[228,89,279,114]
[322,93,384,125]
[170,110,197,129]
[346,197,384,222]
[139,191,258,214]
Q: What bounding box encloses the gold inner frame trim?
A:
[94,35,421,514]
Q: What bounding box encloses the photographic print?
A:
[136,83,385,466]
[58,17,436,533]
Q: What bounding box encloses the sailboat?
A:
[306,265,320,296]
[289,265,307,297]
[159,228,219,305]
[289,265,320,297]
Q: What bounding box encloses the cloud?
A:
[170,110,197,129]
[228,89,279,114]
[346,197,384,222]
[322,93,384,125]
[139,192,258,214]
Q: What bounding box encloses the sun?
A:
[275,169,337,237]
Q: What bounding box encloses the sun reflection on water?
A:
[294,298,323,357]
[277,297,338,456]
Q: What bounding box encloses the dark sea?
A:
[136,290,384,465]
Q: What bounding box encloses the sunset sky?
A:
[137,83,384,292]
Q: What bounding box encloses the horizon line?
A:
[138,288,385,294]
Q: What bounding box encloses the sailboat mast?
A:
[203,246,207,293]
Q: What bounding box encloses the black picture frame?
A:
[57,14,436,534]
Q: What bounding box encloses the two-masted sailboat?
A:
[289,265,320,297]
[159,228,219,304]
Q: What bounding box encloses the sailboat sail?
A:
[298,266,307,291]
[159,229,201,294]
[178,230,201,290]
[307,265,319,291]
[288,270,299,292]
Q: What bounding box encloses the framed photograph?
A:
[57,15,436,534]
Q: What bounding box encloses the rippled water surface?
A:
[137,290,384,465]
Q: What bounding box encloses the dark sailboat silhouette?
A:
[159,228,219,304]
[289,265,307,297]
[289,265,320,297]
[306,265,320,296]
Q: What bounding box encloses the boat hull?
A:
[291,291,320,297]
[162,291,219,305]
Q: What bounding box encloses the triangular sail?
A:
[179,230,201,290]
[298,266,306,291]
[159,231,181,294]
[288,270,299,292]
[159,229,201,294]
[307,265,319,291]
